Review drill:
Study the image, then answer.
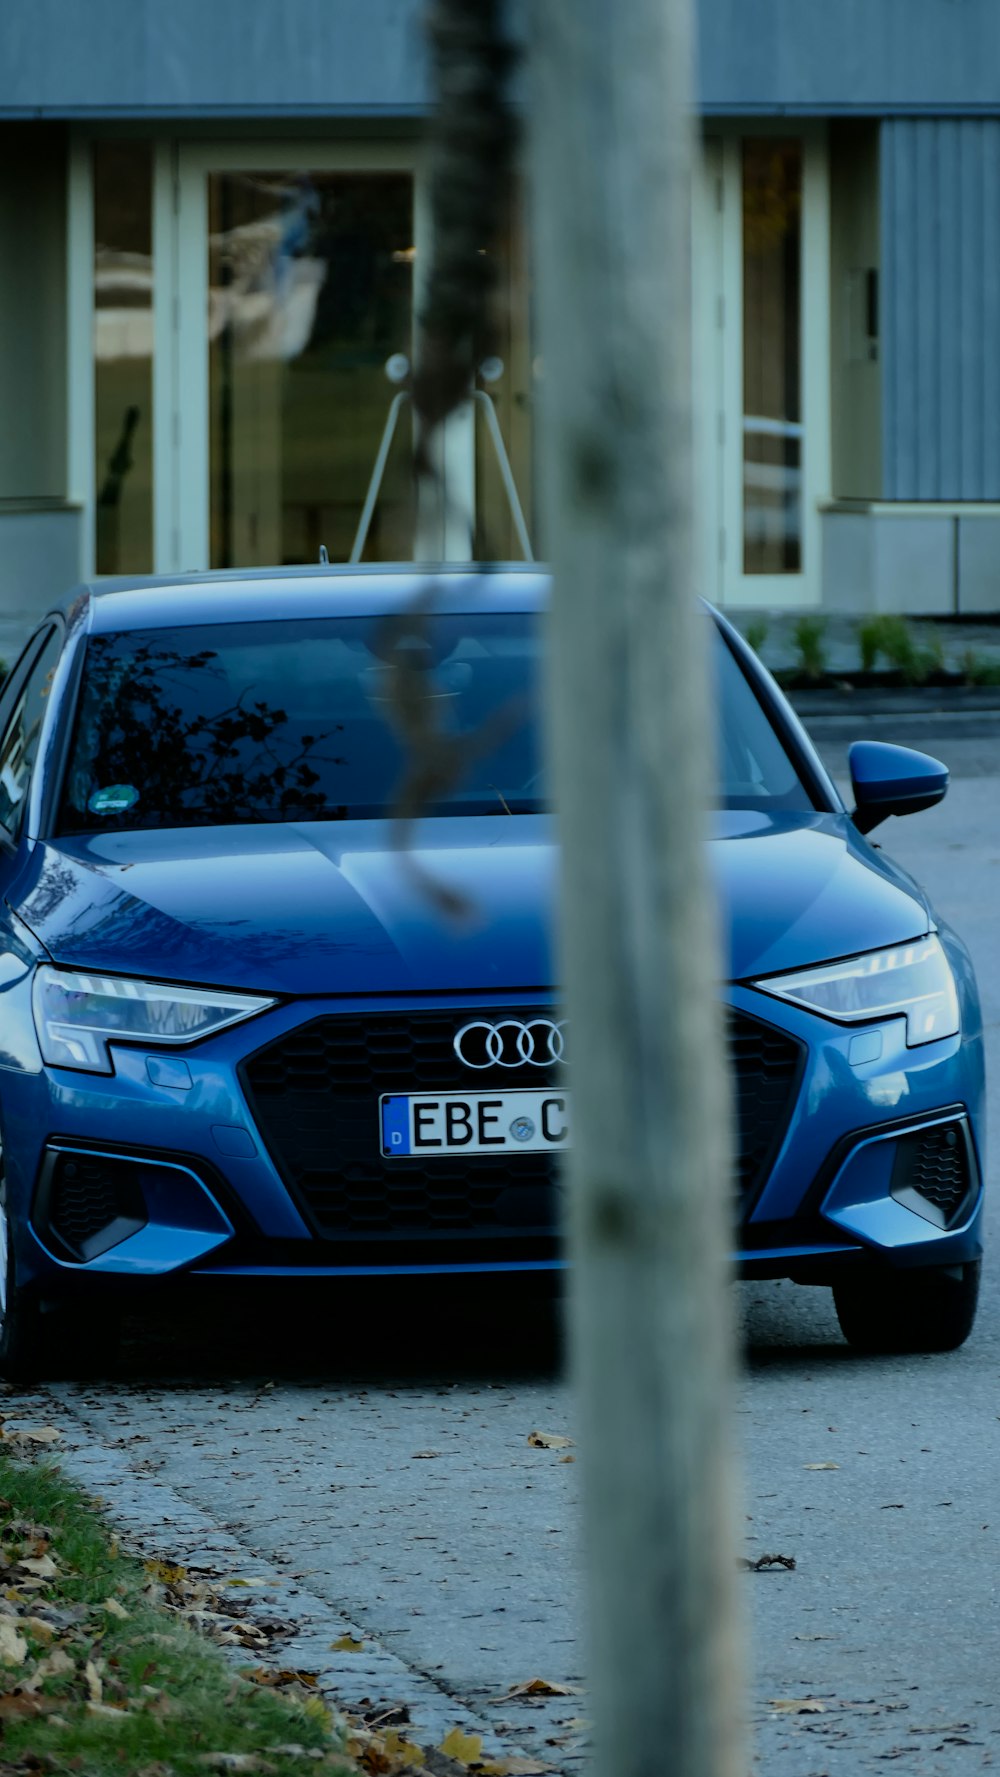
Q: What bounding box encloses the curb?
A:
[789,688,1000,719]
[9,1390,543,1768]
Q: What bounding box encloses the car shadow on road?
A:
[62,1277,875,1388]
[95,1275,568,1388]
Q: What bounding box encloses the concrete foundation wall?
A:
[822,507,1000,615]
[0,504,83,664]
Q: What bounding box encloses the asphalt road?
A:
[34,733,1000,1774]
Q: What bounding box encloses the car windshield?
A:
[57,611,814,835]
[59,612,543,833]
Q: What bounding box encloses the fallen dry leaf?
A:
[245,1666,318,1689]
[85,1659,104,1702]
[492,1677,582,1702]
[34,1647,75,1680]
[0,1691,48,1720]
[0,1619,28,1666]
[103,1596,130,1619]
[768,1698,827,1714]
[739,1553,796,1573]
[527,1432,574,1451]
[19,1555,58,1579]
[86,1699,128,1719]
[1,1425,61,1445]
[331,1635,365,1653]
[803,1462,840,1472]
[410,1451,442,1461]
[144,1560,187,1586]
[381,1729,426,1767]
[438,1727,484,1765]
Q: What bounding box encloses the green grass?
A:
[0,1451,347,1774]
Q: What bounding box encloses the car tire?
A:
[0,1177,49,1382]
[0,1166,121,1383]
[833,1260,981,1355]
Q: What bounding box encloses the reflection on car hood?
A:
[11,810,929,997]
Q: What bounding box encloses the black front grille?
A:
[892,1121,973,1227]
[728,1010,804,1204]
[241,1009,563,1243]
[241,1005,803,1244]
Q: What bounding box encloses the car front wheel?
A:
[0,1168,121,1383]
[833,1260,981,1354]
[0,1176,49,1382]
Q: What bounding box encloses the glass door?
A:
[207,167,415,568]
[713,129,830,608]
[172,143,437,573]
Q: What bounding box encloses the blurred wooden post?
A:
[529,4,743,1775]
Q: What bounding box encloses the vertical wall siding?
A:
[883,119,1000,500]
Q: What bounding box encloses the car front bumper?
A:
[2,980,985,1297]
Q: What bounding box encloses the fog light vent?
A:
[891,1121,974,1229]
[36,1149,147,1263]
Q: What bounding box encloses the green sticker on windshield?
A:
[89,783,139,816]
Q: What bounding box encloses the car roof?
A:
[61,564,549,634]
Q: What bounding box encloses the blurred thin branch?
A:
[381,0,518,912]
[412,0,517,468]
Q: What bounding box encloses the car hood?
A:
[11,811,929,997]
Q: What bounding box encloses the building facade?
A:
[3,0,1000,629]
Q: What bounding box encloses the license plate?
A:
[380,1090,570,1157]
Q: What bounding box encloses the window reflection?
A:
[94,143,154,575]
[208,171,415,568]
[0,630,61,836]
[742,140,802,575]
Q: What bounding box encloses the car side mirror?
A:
[849,741,949,835]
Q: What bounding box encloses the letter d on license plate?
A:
[380,1089,570,1157]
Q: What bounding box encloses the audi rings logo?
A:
[453,1018,567,1070]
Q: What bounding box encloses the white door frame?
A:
[67,134,477,578]
[66,135,96,578]
[693,137,726,607]
[706,123,830,610]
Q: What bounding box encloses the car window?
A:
[715,631,815,812]
[57,613,543,833]
[0,626,62,839]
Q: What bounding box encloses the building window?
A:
[742,139,802,575]
[93,142,154,575]
[207,170,414,568]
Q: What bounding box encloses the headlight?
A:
[753,934,959,1047]
[32,966,275,1074]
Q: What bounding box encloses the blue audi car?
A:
[0,567,985,1375]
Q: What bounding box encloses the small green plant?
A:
[743,616,769,656]
[856,614,941,685]
[791,614,828,681]
[960,648,1000,687]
